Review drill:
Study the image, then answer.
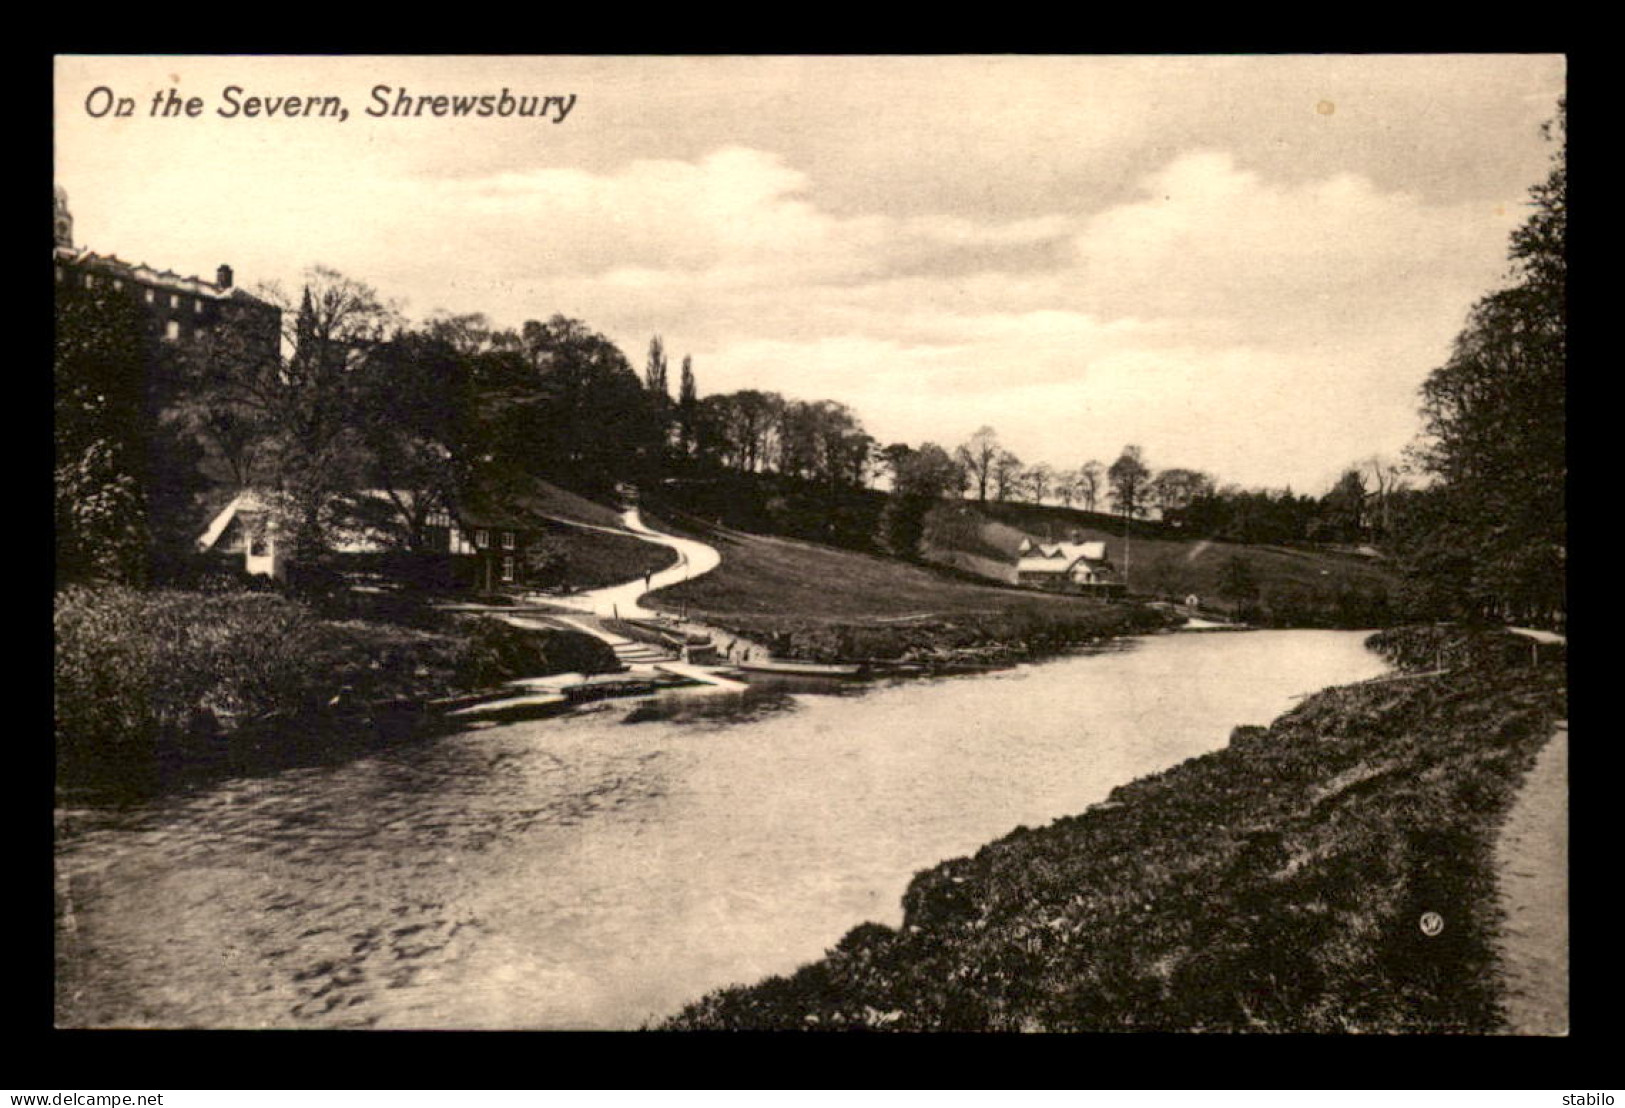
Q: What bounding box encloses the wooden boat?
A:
[735,659,867,679]
[560,673,694,702]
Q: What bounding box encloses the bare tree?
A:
[993,449,1024,502]
[956,426,1001,503]
[1077,460,1105,512]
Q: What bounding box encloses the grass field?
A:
[650,526,1137,620]
[535,520,678,591]
[935,501,1400,626]
[662,625,1567,1032]
[643,525,1174,661]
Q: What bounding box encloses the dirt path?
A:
[1493,719,1568,1035]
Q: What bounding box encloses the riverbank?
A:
[54,585,619,799]
[661,624,1567,1031]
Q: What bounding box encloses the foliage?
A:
[55,280,159,584]
[1107,445,1151,519]
[1404,100,1565,626]
[55,586,617,797]
[877,443,965,557]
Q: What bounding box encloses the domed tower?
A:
[53,185,74,249]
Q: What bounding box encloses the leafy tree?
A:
[1108,446,1151,519]
[55,279,156,584]
[1218,555,1261,617]
[645,335,670,398]
[878,443,963,556]
[677,355,699,461]
[1406,100,1565,624]
[1148,467,1215,522]
[1315,470,1369,544]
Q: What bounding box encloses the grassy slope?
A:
[649,526,1138,621]
[535,519,678,590]
[663,627,1566,1032]
[510,477,631,530]
[943,501,1398,617]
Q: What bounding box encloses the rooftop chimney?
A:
[216,264,233,290]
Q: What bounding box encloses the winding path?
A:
[546,508,721,619]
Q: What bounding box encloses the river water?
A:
[54,629,1387,1029]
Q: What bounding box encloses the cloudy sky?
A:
[54,55,1565,493]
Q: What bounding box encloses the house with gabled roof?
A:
[1016,537,1120,593]
[197,485,551,592]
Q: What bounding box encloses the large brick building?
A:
[53,185,281,357]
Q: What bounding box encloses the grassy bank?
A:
[645,526,1177,662]
[662,625,1566,1031]
[55,585,618,798]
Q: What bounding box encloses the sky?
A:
[53,54,1566,494]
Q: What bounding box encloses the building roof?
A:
[56,246,275,309]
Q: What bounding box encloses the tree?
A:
[1108,446,1151,519]
[1055,468,1077,508]
[1148,467,1215,522]
[1218,555,1261,617]
[509,314,663,494]
[247,267,402,560]
[992,449,1024,502]
[1026,462,1054,505]
[1359,455,1408,542]
[1077,460,1104,512]
[644,335,670,398]
[1316,470,1369,544]
[956,426,1001,503]
[55,278,156,583]
[1407,100,1565,624]
[878,442,963,557]
[347,327,475,552]
[677,355,699,461]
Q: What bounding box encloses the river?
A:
[54,628,1388,1029]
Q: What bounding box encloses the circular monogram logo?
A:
[1419,911,1445,937]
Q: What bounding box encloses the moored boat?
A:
[735,659,867,679]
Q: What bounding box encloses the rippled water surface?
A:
[55,629,1388,1028]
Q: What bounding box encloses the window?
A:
[501,531,515,549]
[165,320,180,340]
[194,298,204,314]
[84,273,94,287]
[500,556,515,583]
[144,288,155,303]
[475,529,489,548]
[55,266,62,283]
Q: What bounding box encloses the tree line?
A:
[59,98,1561,620]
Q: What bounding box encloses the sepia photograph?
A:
[52,54,1567,1034]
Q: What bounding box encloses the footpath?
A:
[1493,718,1568,1034]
